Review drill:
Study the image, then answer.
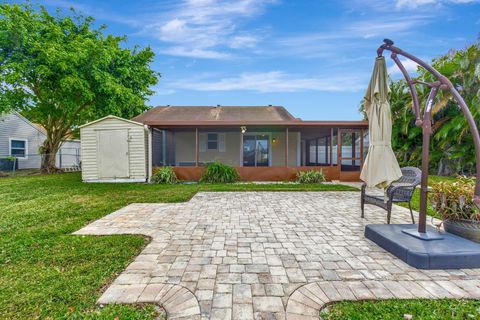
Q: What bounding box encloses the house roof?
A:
[133,106,299,124]
[132,105,368,127]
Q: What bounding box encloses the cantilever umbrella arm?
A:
[376,39,480,234]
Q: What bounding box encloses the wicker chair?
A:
[361,167,421,224]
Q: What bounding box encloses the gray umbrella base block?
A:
[365,224,480,269]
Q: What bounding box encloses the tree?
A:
[362,42,480,176]
[0,4,159,172]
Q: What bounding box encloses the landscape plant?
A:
[296,170,326,183]
[200,161,240,183]
[0,3,158,172]
[151,167,178,184]
[430,176,479,221]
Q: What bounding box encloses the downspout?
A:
[146,125,152,183]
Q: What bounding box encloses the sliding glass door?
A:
[243,134,270,167]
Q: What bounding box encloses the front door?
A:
[97,129,129,178]
[243,134,270,167]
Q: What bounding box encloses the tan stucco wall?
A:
[174,131,196,165]
[175,131,241,166]
[174,130,299,166]
[271,131,300,166]
[199,132,241,166]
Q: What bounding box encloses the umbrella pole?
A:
[377,39,480,235]
[419,86,438,233]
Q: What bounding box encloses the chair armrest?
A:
[387,184,416,201]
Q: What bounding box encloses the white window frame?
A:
[9,138,28,159]
[207,132,218,150]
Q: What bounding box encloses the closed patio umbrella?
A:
[360,56,402,189]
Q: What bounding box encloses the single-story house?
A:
[80,106,368,182]
[0,111,81,170]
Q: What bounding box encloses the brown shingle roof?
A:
[132,105,368,127]
[133,106,299,124]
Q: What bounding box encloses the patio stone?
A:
[74,192,480,319]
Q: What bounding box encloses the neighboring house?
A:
[0,111,81,170]
[80,106,368,182]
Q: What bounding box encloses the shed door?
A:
[97,129,129,178]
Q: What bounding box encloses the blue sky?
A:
[38,0,479,120]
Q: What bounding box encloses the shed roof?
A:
[79,115,144,129]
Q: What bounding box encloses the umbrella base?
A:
[365,224,480,269]
[401,228,444,240]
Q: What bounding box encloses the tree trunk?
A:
[40,131,64,173]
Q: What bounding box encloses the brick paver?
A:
[74,192,480,319]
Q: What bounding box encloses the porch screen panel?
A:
[306,136,330,166]
[340,129,362,171]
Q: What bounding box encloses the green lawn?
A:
[3,172,476,320]
[321,298,480,320]
[0,172,355,319]
[398,175,456,218]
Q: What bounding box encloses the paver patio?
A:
[74,192,480,320]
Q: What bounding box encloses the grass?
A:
[0,172,355,319]
[321,298,480,320]
[0,168,43,177]
[398,175,457,218]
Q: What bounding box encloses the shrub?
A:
[151,166,178,184]
[200,161,239,183]
[430,176,479,221]
[296,170,326,184]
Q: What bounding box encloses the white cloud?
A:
[274,16,430,59]
[396,0,479,8]
[162,47,231,59]
[142,0,275,59]
[228,35,259,49]
[171,71,367,92]
[387,59,421,76]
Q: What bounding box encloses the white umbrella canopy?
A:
[360,56,402,189]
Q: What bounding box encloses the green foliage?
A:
[321,298,480,320]
[296,170,326,183]
[362,42,480,175]
[151,166,178,184]
[430,176,479,221]
[200,162,240,183]
[0,3,158,171]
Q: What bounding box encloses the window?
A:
[10,139,27,158]
[207,133,218,150]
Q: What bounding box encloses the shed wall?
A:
[80,117,147,182]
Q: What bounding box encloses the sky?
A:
[36,0,480,120]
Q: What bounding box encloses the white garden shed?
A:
[80,115,150,182]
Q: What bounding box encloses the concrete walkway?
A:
[74,192,480,320]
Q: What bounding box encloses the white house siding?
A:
[80,116,147,182]
[0,112,81,169]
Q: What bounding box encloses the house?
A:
[0,111,81,170]
[80,106,368,182]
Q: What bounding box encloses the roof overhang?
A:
[143,120,368,128]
